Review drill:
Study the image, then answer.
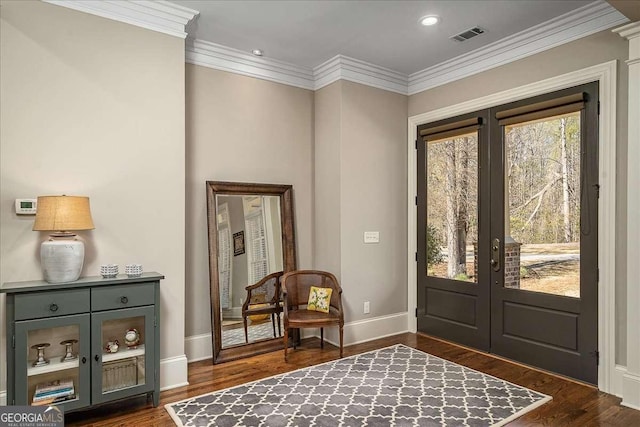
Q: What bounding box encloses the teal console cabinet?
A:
[1,273,163,412]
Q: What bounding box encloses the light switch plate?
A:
[364,231,380,243]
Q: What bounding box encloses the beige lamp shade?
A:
[33,196,95,232]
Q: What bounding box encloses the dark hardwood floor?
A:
[66,333,640,426]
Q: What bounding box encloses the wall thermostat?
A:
[15,199,37,215]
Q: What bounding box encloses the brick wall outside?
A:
[504,242,522,289]
[473,241,478,283]
[473,241,521,288]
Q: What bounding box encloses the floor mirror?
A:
[206,181,296,363]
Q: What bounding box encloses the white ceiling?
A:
[180,0,594,75]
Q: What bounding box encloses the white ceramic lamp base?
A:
[41,236,85,283]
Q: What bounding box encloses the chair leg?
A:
[284,327,288,361]
[320,328,324,348]
[243,317,249,343]
[339,325,344,358]
[271,313,276,338]
[276,313,281,336]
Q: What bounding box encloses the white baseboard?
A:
[185,332,214,362]
[184,311,409,362]
[319,312,409,348]
[159,354,189,391]
[222,306,242,319]
[613,364,627,398]
[589,364,639,409]
[622,369,640,410]
[0,390,6,405]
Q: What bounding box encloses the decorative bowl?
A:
[100,264,119,278]
[125,264,143,277]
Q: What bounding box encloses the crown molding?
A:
[185,40,407,93]
[407,0,628,95]
[613,22,640,66]
[612,21,640,40]
[185,39,315,90]
[313,55,409,95]
[184,1,626,96]
[42,0,199,39]
[62,0,625,94]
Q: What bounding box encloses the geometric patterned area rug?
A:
[165,344,551,426]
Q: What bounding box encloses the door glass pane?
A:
[27,325,80,406]
[426,132,478,282]
[504,112,580,297]
[101,316,146,393]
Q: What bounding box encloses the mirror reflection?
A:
[216,195,284,348]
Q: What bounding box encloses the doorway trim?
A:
[407,60,617,393]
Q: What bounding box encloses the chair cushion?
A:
[247,303,271,321]
[286,309,341,327]
[307,286,332,313]
[246,293,271,321]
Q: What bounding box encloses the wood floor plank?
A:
[65,333,640,426]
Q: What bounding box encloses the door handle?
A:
[490,238,501,272]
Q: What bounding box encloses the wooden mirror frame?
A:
[206,181,297,363]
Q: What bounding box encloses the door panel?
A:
[489,82,598,384]
[426,288,477,326]
[417,110,490,351]
[502,302,578,350]
[15,314,91,411]
[417,82,598,384]
[91,306,155,404]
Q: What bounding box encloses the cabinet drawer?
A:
[14,289,90,320]
[91,283,155,311]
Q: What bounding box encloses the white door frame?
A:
[407,60,617,393]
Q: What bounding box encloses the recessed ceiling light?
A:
[252,49,263,56]
[420,15,440,26]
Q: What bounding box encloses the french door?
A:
[417,82,599,384]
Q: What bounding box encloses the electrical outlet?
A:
[363,231,380,243]
[364,301,370,314]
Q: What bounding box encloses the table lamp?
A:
[33,195,95,283]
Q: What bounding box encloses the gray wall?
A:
[314,82,344,275]
[185,65,314,337]
[222,196,249,309]
[0,0,187,392]
[409,29,629,364]
[314,81,408,322]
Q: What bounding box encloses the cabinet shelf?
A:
[27,358,79,377]
[102,345,145,363]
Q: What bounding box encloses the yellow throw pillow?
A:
[248,293,269,322]
[307,286,332,313]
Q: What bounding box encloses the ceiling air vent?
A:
[451,26,485,42]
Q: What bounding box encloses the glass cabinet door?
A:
[91,306,155,405]
[14,314,91,411]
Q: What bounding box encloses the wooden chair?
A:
[281,270,344,361]
[241,271,283,343]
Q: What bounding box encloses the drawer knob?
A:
[121,296,129,304]
[49,303,59,312]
